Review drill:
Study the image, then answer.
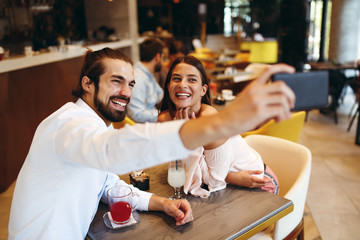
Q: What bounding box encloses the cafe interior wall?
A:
[83,0,139,60]
[0,0,33,54]
[83,0,130,42]
[0,0,139,59]
[328,0,360,64]
[277,0,310,71]
[136,0,279,57]
[0,0,88,54]
[137,0,221,53]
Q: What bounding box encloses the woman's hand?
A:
[148,195,193,226]
[225,170,271,188]
[174,107,196,120]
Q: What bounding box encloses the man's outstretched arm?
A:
[179,63,296,150]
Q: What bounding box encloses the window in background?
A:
[308,0,332,61]
[223,0,250,36]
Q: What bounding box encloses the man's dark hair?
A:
[168,40,186,56]
[139,38,164,62]
[72,47,133,99]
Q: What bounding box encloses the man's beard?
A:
[93,91,129,123]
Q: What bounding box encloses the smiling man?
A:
[9,47,295,240]
[8,48,193,240]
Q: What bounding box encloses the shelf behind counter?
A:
[0,38,144,73]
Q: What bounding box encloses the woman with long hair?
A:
[158,55,279,198]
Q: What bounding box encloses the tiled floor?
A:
[299,87,360,240]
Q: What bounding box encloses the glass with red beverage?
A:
[107,185,139,224]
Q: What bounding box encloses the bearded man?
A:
[9,48,193,240]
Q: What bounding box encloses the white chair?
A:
[245,135,311,240]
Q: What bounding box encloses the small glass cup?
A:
[167,160,186,199]
[107,185,139,224]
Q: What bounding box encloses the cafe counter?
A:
[0,39,143,192]
[0,39,144,73]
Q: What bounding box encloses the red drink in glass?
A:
[110,201,131,223]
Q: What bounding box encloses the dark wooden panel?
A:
[0,57,83,192]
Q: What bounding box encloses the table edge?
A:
[227,200,294,240]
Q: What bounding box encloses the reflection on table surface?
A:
[87,163,293,240]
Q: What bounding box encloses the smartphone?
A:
[272,71,329,111]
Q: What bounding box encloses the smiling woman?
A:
[159,55,211,120]
[158,55,280,198]
[167,63,208,117]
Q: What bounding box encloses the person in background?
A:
[159,40,187,89]
[158,56,280,198]
[9,45,295,239]
[126,38,164,123]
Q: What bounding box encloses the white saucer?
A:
[223,95,235,101]
[103,211,139,229]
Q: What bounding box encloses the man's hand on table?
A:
[148,195,193,226]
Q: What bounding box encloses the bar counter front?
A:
[0,39,140,192]
[87,163,293,240]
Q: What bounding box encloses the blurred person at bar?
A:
[126,38,164,123]
[159,40,187,89]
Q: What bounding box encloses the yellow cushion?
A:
[249,41,278,63]
[112,116,136,129]
[241,111,306,143]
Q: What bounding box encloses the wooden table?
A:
[309,61,357,70]
[87,163,293,240]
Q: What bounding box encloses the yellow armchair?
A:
[241,111,306,143]
[112,116,136,129]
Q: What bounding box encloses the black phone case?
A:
[272,71,329,111]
